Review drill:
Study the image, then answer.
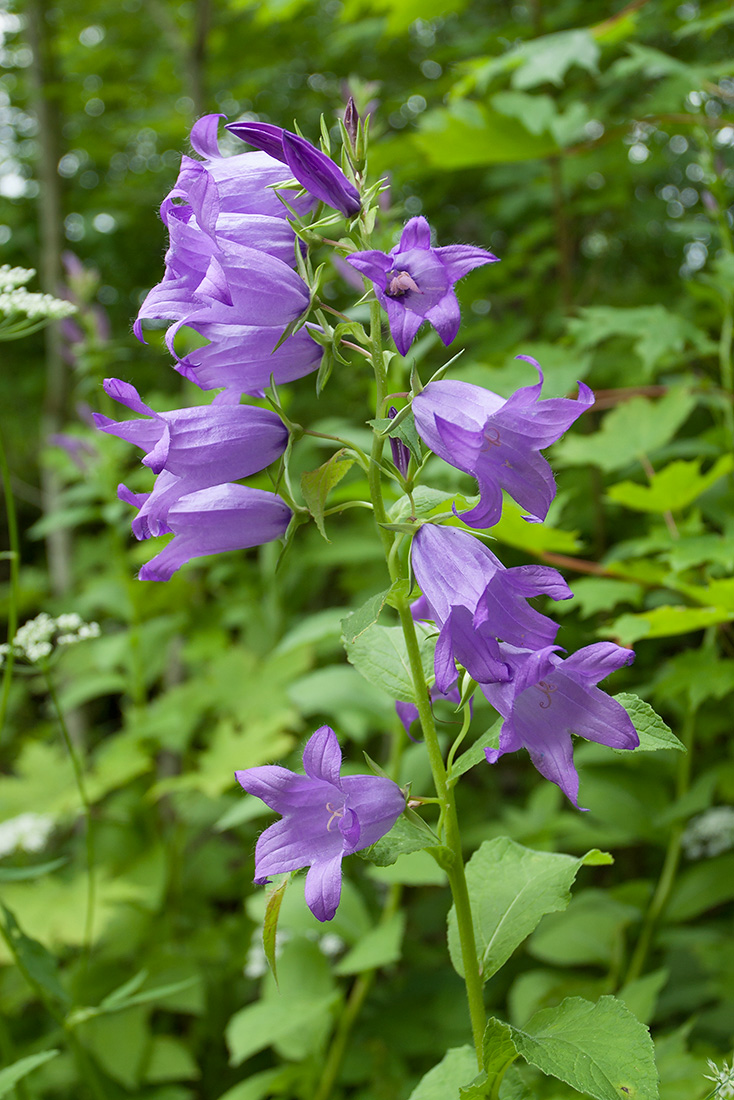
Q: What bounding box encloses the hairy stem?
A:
[0,426,20,742]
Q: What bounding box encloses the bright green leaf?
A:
[343,621,435,702]
[0,1051,59,1098]
[607,455,733,513]
[408,1045,479,1100]
[614,693,684,753]
[301,449,355,541]
[509,995,658,1100]
[448,840,612,981]
[335,911,405,975]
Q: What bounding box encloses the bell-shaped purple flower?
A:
[346,217,498,356]
[411,524,572,692]
[412,358,594,528]
[118,483,292,581]
[236,726,405,921]
[94,380,288,538]
[226,121,361,217]
[481,642,638,807]
[175,324,322,397]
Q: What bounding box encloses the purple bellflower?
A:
[346,217,498,356]
[411,523,572,692]
[94,379,288,538]
[226,121,361,218]
[481,642,638,808]
[236,725,405,921]
[387,406,410,478]
[118,483,292,581]
[412,358,594,528]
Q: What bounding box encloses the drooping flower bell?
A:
[412,357,594,528]
[411,523,572,692]
[481,642,638,807]
[94,379,288,538]
[236,726,405,921]
[226,120,361,217]
[119,483,292,582]
[346,216,498,356]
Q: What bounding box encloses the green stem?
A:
[624,706,696,984]
[0,425,20,742]
[394,597,486,1065]
[42,667,96,960]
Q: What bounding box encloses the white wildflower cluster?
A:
[705,1058,734,1099]
[243,927,344,979]
[0,812,55,859]
[682,807,734,860]
[0,612,101,667]
[0,264,77,327]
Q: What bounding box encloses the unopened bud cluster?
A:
[0,265,77,330]
[1,612,100,666]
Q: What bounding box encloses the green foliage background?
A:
[1,0,734,1097]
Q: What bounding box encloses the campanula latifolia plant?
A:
[96,103,674,1100]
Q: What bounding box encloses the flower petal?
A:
[305,853,344,922]
[302,725,343,787]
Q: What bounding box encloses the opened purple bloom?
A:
[118,483,292,581]
[226,121,361,217]
[236,726,405,921]
[411,523,571,692]
[94,380,288,537]
[481,642,638,808]
[346,217,498,356]
[413,357,594,528]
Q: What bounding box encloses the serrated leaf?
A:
[491,500,581,554]
[555,387,696,473]
[447,840,612,982]
[341,588,391,645]
[357,812,446,867]
[263,879,288,984]
[613,693,684,753]
[0,1051,60,1098]
[343,621,435,702]
[509,995,658,1100]
[482,1017,519,1095]
[226,995,336,1066]
[301,449,355,540]
[408,1045,480,1100]
[607,455,733,514]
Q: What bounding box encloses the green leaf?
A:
[613,694,684,753]
[509,995,658,1100]
[0,902,70,1006]
[447,840,612,981]
[413,102,557,169]
[491,500,581,554]
[357,811,446,866]
[263,879,288,984]
[0,1051,59,1098]
[567,307,711,376]
[144,1034,200,1082]
[607,455,734,513]
[618,969,669,1025]
[335,911,405,975]
[300,449,355,540]
[527,890,639,967]
[226,995,336,1066]
[343,621,435,702]
[511,28,600,89]
[0,857,67,882]
[341,588,391,644]
[408,1045,480,1100]
[482,1017,519,1094]
[666,853,734,921]
[448,719,502,782]
[607,605,734,646]
[554,387,696,473]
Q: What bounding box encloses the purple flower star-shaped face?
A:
[412,358,594,527]
[346,217,498,356]
[236,726,405,921]
[481,642,638,808]
[411,523,571,692]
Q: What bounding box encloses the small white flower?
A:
[705,1058,734,1098]
[683,808,734,860]
[0,812,55,858]
[56,613,83,631]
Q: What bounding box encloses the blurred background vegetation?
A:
[2,0,734,1097]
